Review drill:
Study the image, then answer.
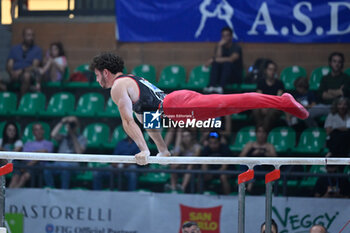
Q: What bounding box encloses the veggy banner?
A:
[115,0,350,43]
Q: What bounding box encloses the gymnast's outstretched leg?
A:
[163,90,309,121]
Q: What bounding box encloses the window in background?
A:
[1,0,75,24]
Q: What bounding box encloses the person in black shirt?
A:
[253,60,285,130]
[204,26,243,94]
[201,131,232,194]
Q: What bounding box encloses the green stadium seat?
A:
[240,83,257,92]
[300,165,327,188]
[267,127,296,153]
[344,166,350,176]
[64,64,91,88]
[40,92,75,117]
[82,122,110,149]
[13,92,46,116]
[131,64,157,84]
[182,65,210,90]
[22,121,51,143]
[74,162,111,185]
[103,125,126,149]
[344,67,350,76]
[309,66,331,91]
[157,65,186,89]
[225,70,247,92]
[0,92,17,116]
[231,113,249,120]
[139,164,170,184]
[0,122,5,138]
[280,66,307,90]
[70,92,105,117]
[43,67,70,88]
[230,126,256,152]
[292,127,327,155]
[241,70,257,92]
[97,97,121,118]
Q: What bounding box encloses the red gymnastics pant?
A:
[162,90,309,122]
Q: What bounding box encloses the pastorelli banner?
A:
[115,0,350,43]
[5,189,350,233]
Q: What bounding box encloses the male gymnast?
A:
[90,52,309,165]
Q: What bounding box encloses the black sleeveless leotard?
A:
[115,74,166,114]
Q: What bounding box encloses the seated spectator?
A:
[309,224,327,233]
[0,122,22,152]
[239,126,277,158]
[199,115,231,147]
[0,122,22,166]
[39,42,67,82]
[6,28,42,95]
[93,136,140,191]
[9,123,53,188]
[287,77,316,126]
[324,97,350,157]
[182,221,201,233]
[44,116,86,189]
[314,165,350,198]
[166,129,201,193]
[306,52,350,127]
[252,60,284,131]
[261,219,278,233]
[201,131,232,195]
[239,125,277,193]
[204,26,242,94]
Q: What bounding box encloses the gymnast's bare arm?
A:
[110,78,150,165]
[134,113,171,157]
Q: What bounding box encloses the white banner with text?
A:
[5,189,350,233]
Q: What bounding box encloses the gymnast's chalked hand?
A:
[156,150,171,157]
[135,150,150,166]
[156,150,171,165]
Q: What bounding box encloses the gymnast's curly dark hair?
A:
[90,52,124,74]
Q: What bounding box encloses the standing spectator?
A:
[182,222,201,233]
[239,125,277,193]
[39,42,67,82]
[166,130,201,193]
[6,28,42,95]
[309,225,327,233]
[314,165,350,198]
[9,123,53,188]
[204,26,243,94]
[44,116,86,189]
[93,136,140,191]
[261,219,278,233]
[287,77,316,126]
[252,60,284,131]
[324,97,350,157]
[306,52,350,127]
[201,131,232,195]
[0,122,22,152]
